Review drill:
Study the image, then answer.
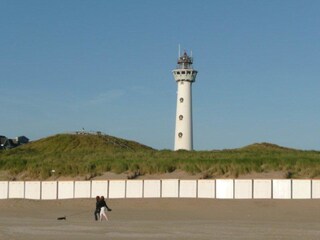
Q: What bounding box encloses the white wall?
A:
[0,181,8,199]
[126,180,143,198]
[292,180,311,199]
[312,180,320,199]
[235,180,252,199]
[91,180,108,198]
[9,181,24,199]
[58,181,74,199]
[144,180,161,198]
[216,179,234,199]
[25,181,41,200]
[41,181,57,200]
[74,181,91,198]
[179,180,197,198]
[109,180,126,199]
[273,180,291,199]
[253,180,272,199]
[197,180,215,198]
[2,178,320,201]
[162,179,179,198]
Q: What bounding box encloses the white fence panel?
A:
[179,180,197,198]
[74,181,91,198]
[253,180,272,199]
[197,180,215,198]
[9,181,24,199]
[58,181,74,199]
[41,181,57,200]
[0,181,8,199]
[273,180,291,199]
[312,180,320,199]
[126,180,143,198]
[143,180,161,198]
[109,180,126,199]
[235,180,252,199]
[216,179,234,199]
[161,179,179,198]
[91,180,108,198]
[292,180,311,199]
[25,181,41,200]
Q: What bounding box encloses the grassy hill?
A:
[0,133,320,180]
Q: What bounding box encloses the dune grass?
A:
[0,134,320,180]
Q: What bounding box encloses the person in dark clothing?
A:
[98,196,112,221]
[94,196,101,221]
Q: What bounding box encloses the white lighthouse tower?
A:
[173,51,198,151]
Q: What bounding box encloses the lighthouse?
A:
[173,51,198,151]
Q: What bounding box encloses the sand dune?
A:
[1,198,320,239]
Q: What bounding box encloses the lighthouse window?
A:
[181,71,185,74]
[179,115,183,120]
[187,71,191,74]
[178,132,183,138]
[179,98,184,103]
[177,71,180,74]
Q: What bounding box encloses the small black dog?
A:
[57,216,66,220]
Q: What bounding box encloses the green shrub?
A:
[1,134,320,179]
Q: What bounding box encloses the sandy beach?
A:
[0,198,320,240]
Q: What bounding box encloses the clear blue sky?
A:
[1,0,320,150]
